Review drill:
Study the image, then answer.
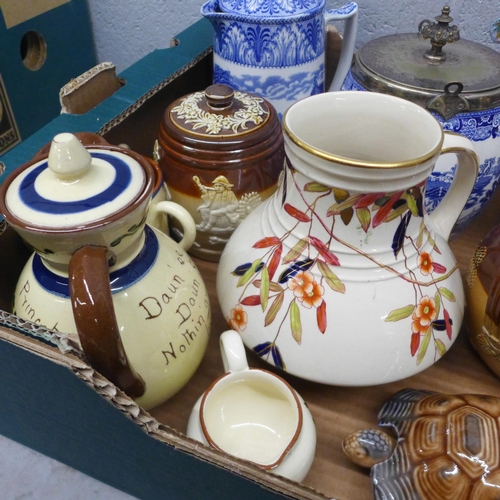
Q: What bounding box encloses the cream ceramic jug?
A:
[216,91,478,386]
[187,330,316,482]
[0,133,211,410]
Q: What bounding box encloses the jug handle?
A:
[219,330,249,374]
[69,245,146,399]
[325,2,358,92]
[427,131,479,241]
[149,200,196,251]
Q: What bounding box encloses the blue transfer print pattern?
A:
[219,0,324,16]
[214,63,324,103]
[212,18,325,67]
[328,1,357,15]
[426,156,500,232]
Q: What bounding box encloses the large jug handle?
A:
[427,131,478,241]
[69,245,146,399]
[149,200,196,251]
[325,2,358,92]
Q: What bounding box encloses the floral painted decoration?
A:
[226,169,458,370]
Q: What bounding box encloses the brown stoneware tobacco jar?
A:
[156,83,284,262]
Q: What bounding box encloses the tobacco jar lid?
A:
[0,133,150,229]
[351,5,500,118]
[167,84,272,138]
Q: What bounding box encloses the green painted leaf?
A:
[406,193,420,217]
[434,291,441,316]
[439,287,456,302]
[435,338,447,357]
[317,260,346,293]
[264,292,284,326]
[333,188,350,202]
[253,280,284,293]
[327,195,362,216]
[385,305,414,322]
[416,220,425,249]
[383,202,408,222]
[304,182,330,192]
[237,259,261,287]
[417,327,432,365]
[283,237,308,263]
[290,301,302,344]
[260,266,269,312]
[356,207,371,233]
[427,232,442,255]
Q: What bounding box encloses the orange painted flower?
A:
[418,252,434,276]
[288,271,324,309]
[411,295,437,334]
[229,305,248,331]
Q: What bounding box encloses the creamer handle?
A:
[69,245,146,399]
[325,2,358,92]
[150,200,196,251]
[427,131,478,241]
[219,330,249,374]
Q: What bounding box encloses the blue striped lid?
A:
[5,149,146,228]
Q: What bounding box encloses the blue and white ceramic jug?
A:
[201,0,358,117]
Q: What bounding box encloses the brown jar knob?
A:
[204,84,234,110]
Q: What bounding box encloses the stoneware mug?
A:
[186,329,316,482]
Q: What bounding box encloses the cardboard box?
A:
[0,0,97,155]
[1,17,500,500]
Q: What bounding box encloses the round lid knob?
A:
[3,133,147,228]
[218,0,323,17]
[204,84,235,110]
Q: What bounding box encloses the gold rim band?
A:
[282,106,445,169]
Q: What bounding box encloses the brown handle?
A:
[69,245,146,399]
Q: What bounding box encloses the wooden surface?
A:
[150,189,500,500]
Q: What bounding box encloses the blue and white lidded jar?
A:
[201,0,358,118]
[341,6,500,234]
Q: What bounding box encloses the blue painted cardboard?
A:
[0,0,97,154]
[0,18,214,175]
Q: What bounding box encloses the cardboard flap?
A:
[60,62,125,115]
